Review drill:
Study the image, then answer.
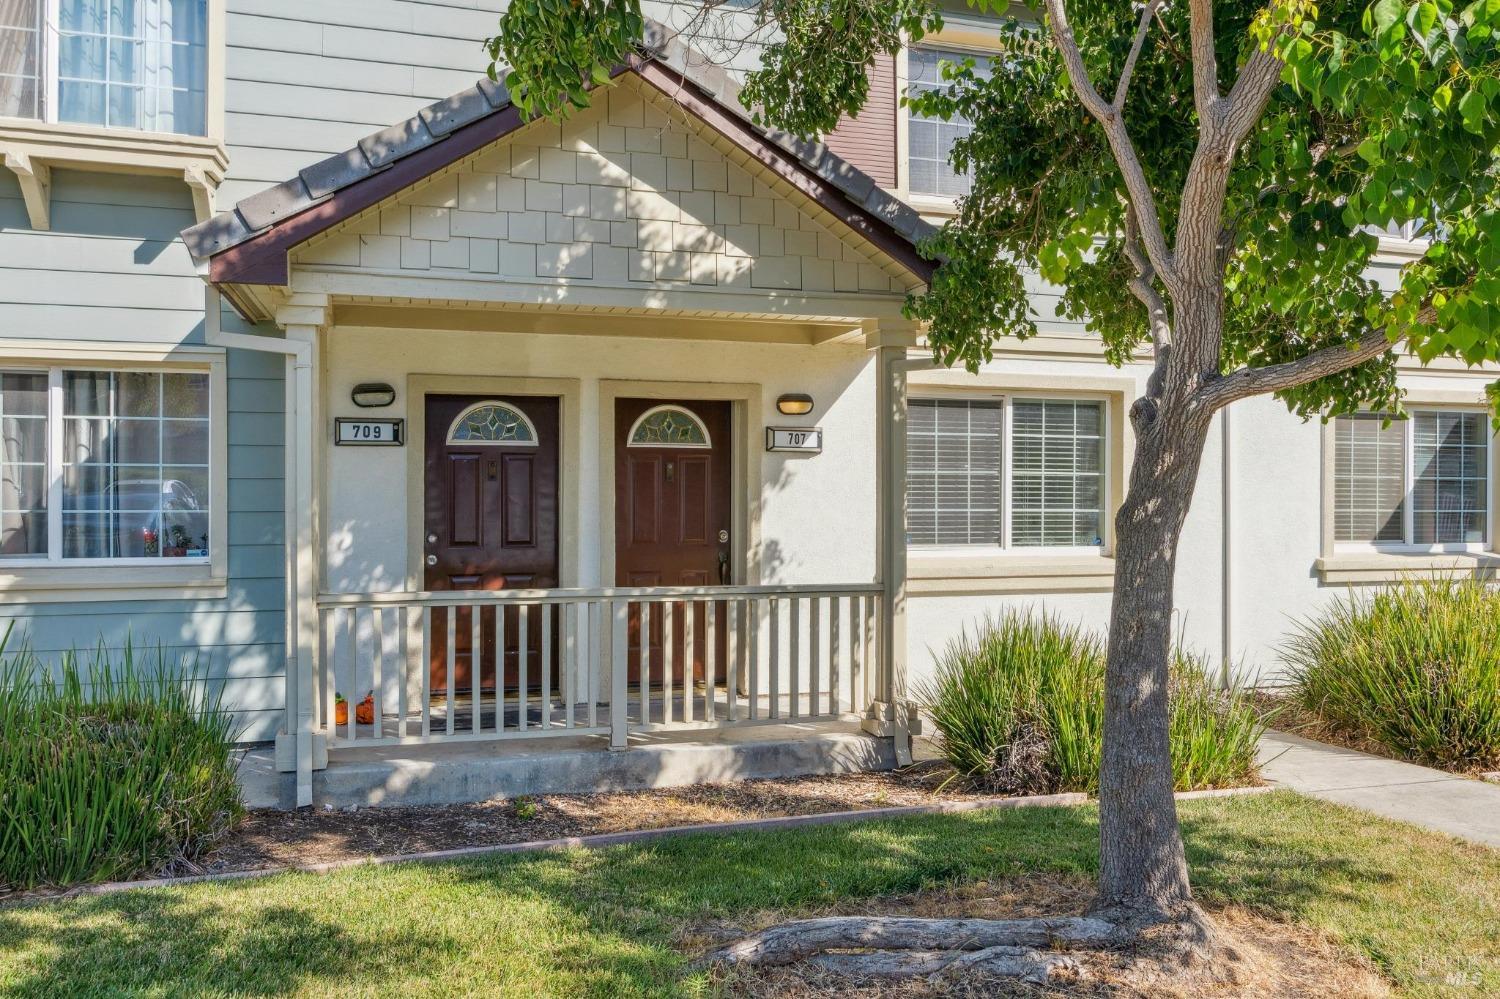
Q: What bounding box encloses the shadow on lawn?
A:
[0,796,1411,995]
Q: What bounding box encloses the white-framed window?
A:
[907,396,1107,551]
[1333,410,1492,550]
[905,46,993,199]
[0,365,212,564]
[0,0,208,135]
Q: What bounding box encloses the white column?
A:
[869,328,914,766]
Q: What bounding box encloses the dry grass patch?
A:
[703,874,1390,998]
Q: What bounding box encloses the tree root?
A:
[701,915,1116,983]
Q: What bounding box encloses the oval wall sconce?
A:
[351,382,396,408]
[776,393,815,416]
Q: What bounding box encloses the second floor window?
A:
[907,47,992,199]
[1334,410,1491,549]
[0,0,207,135]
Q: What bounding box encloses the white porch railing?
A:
[314,584,884,748]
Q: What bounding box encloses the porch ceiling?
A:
[329,298,876,346]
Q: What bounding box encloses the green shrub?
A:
[1283,577,1500,772]
[921,611,1264,794]
[0,631,243,890]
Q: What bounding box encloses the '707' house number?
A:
[765,427,822,453]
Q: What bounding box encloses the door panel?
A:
[615,399,732,684]
[424,393,560,694]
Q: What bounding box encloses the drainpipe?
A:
[1220,404,1233,688]
[204,287,318,807]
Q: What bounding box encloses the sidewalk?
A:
[1258,730,1500,848]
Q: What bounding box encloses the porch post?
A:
[278,295,329,807]
[869,326,916,766]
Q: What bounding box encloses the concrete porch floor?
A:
[238,720,896,809]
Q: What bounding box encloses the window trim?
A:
[907,389,1112,557]
[1320,396,1498,582]
[0,344,226,597]
[1329,407,1495,556]
[0,0,226,227]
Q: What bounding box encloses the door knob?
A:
[426,554,437,566]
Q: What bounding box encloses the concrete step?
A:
[239,723,896,809]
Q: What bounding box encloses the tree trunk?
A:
[1092,401,1214,929]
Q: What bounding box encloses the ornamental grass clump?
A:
[922,611,1262,795]
[0,630,242,891]
[1283,577,1500,772]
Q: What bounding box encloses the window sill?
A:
[909,552,1115,595]
[1315,551,1500,585]
[0,118,228,228]
[0,564,228,604]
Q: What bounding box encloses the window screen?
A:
[907,398,1002,546]
[1334,413,1405,543]
[1413,411,1488,544]
[1010,400,1104,547]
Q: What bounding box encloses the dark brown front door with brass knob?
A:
[615,398,732,684]
[424,393,559,693]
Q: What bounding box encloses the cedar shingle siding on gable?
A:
[825,54,898,189]
[296,80,911,295]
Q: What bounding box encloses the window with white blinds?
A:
[907,397,1105,549]
[1333,410,1491,547]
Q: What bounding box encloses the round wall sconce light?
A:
[351,382,396,408]
[776,393,815,416]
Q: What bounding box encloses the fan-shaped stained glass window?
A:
[628,405,711,448]
[447,402,538,446]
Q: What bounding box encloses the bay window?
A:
[0,366,211,563]
[907,396,1106,550]
[0,0,208,135]
[1333,410,1492,549]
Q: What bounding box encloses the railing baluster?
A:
[641,601,653,726]
[704,598,716,723]
[687,594,696,720]
[748,597,760,720]
[323,608,337,736]
[789,597,801,719]
[809,598,821,718]
[518,604,530,732]
[610,599,628,749]
[588,601,600,729]
[768,597,780,720]
[344,607,358,743]
[829,596,841,716]
[850,597,863,719]
[541,602,553,730]
[726,599,740,721]
[402,604,418,739]
[444,609,456,736]
[420,606,432,737]
[470,603,481,735]
[661,600,673,725]
[371,606,385,740]
[562,602,575,729]
[496,604,507,733]
[864,594,877,716]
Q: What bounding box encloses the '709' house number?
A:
[335,418,404,446]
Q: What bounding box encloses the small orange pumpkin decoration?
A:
[334,692,374,726]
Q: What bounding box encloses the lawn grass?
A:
[0,791,1495,997]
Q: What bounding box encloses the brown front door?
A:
[615,399,732,683]
[424,393,559,693]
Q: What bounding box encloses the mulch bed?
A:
[196,762,996,876]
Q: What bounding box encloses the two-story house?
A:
[1,1,1491,808]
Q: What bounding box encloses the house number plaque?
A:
[335,418,404,446]
[765,426,823,453]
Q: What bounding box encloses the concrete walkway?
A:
[1258,730,1500,848]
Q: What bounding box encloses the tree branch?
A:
[1123,202,1172,357]
[1219,43,1284,148]
[1113,0,1165,110]
[1188,0,1220,119]
[1042,0,1178,288]
[1191,318,1423,412]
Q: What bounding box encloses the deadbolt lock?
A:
[427,532,438,544]
[718,529,729,543]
